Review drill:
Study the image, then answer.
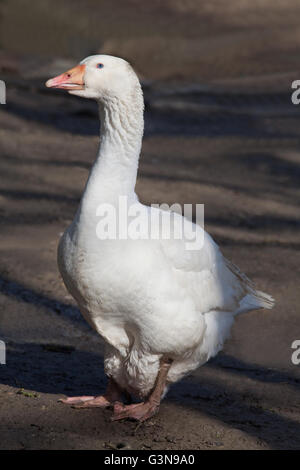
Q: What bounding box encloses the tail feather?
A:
[224,257,275,315]
[235,290,275,315]
[250,289,275,309]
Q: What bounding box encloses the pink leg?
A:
[112,357,172,422]
[59,377,123,408]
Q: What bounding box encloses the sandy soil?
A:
[0,0,300,451]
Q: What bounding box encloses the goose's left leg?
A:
[59,377,123,408]
[112,357,173,422]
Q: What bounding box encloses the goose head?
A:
[45,54,140,101]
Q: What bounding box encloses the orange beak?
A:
[45,64,85,90]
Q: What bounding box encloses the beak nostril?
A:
[45,64,85,89]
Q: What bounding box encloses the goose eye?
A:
[97,63,104,69]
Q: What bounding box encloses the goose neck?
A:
[82,90,144,210]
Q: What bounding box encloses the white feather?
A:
[57,55,275,398]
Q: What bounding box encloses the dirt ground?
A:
[0,0,300,451]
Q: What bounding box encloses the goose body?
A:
[46,55,274,420]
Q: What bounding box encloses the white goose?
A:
[46,55,274,422]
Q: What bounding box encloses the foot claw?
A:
[58,396,95,405]
[59,395,112,408]
[111,401,158,422]
[72,396,111,409]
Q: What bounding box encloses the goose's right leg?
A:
[59,377,123,408]
[112,357,173,422]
